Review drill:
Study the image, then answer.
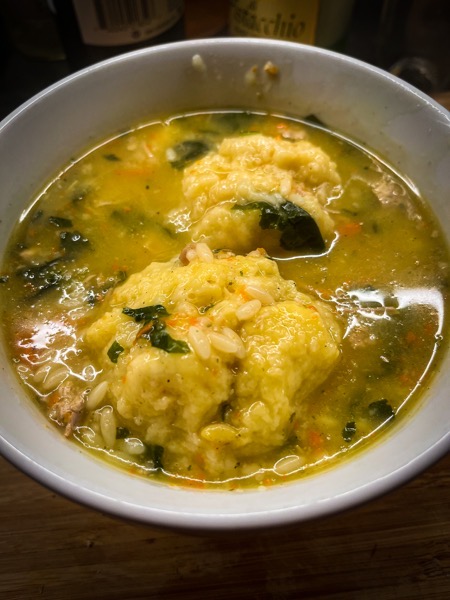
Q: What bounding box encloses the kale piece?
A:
[59,230,89,252]
[16,258,65,297]
[122,304,190,354]
[168,140,210,170]
[49,216,73,228]
[107,340,124,363]
[144,444,165,470]
[368,399,395,421]
[233,199,325,252]
[342,421,357,442]
[122,304,169,323]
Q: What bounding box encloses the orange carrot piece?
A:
[338,221,363,237]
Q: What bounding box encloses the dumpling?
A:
[84,244,341,479]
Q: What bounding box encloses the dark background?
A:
[0,0,398,118]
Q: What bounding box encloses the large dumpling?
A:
[84,244,341,480]
[171,134,341,254]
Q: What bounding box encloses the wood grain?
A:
[0,451,449,600]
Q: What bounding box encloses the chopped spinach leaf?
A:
[49,216,73,228]
[342,421,357,442]
[210,111,256,134]
[168,140,210,170]
[116,426,130,439]
[145,443,164,470]
[123,304,169,323]
[143,320,190,354]
[59,230,89,252]
[233,199,325,252]
[368,399,395,421]
[123,304,189,354]
[16,258,65,297]
[107,340,124,363]
[103,153,121,161]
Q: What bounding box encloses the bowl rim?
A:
[0,37,449,532]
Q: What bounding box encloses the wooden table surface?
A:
[0,452,449,600]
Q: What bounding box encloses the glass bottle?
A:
[51,0,185,71]
[228,0,356,51]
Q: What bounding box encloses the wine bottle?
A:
[51,0,185,71]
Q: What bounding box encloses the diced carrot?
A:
[338,221,363,237]
[135,322,154,340]
[237,286,251,302]
[308,429,323,449]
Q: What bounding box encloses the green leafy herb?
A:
[368,399,395,421]
[342,421,357,442]
[103,153,121,161]
[143,320,190,354]
[107,340,124,363]
[145,444,164,470]
[0,275,9,284]
[168,140,210,170]
[59,230,89,252]
[49,216,73,228]
[123,304,189,354]
[122,304,169,323]
[210,111,256,134]
[16,258,65,297]
[116,426,130,439]
[233,199,325,252]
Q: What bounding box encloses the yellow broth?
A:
[0,111,448,489]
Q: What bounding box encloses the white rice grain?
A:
[188,326,211,360]
[100,406,117,449]
[245,285,274,305]
[208,331,239,355]
[236,299,262,321]
[195,242,214,263]
[274,455,305,476]
[185,248,198,263]
[192,53,206,73]
[165,147,177,162]
[33,365,51,384]
[86,380,109,410]
[222,327,246,359]
[122,437,146,456]
[200,423,238,443]
[42,366,68,391]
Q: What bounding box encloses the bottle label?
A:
[229,0,320,44]
[72,0,184,47]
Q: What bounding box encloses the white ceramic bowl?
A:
[0,39,449,531]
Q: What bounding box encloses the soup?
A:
[0,111,448,489]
